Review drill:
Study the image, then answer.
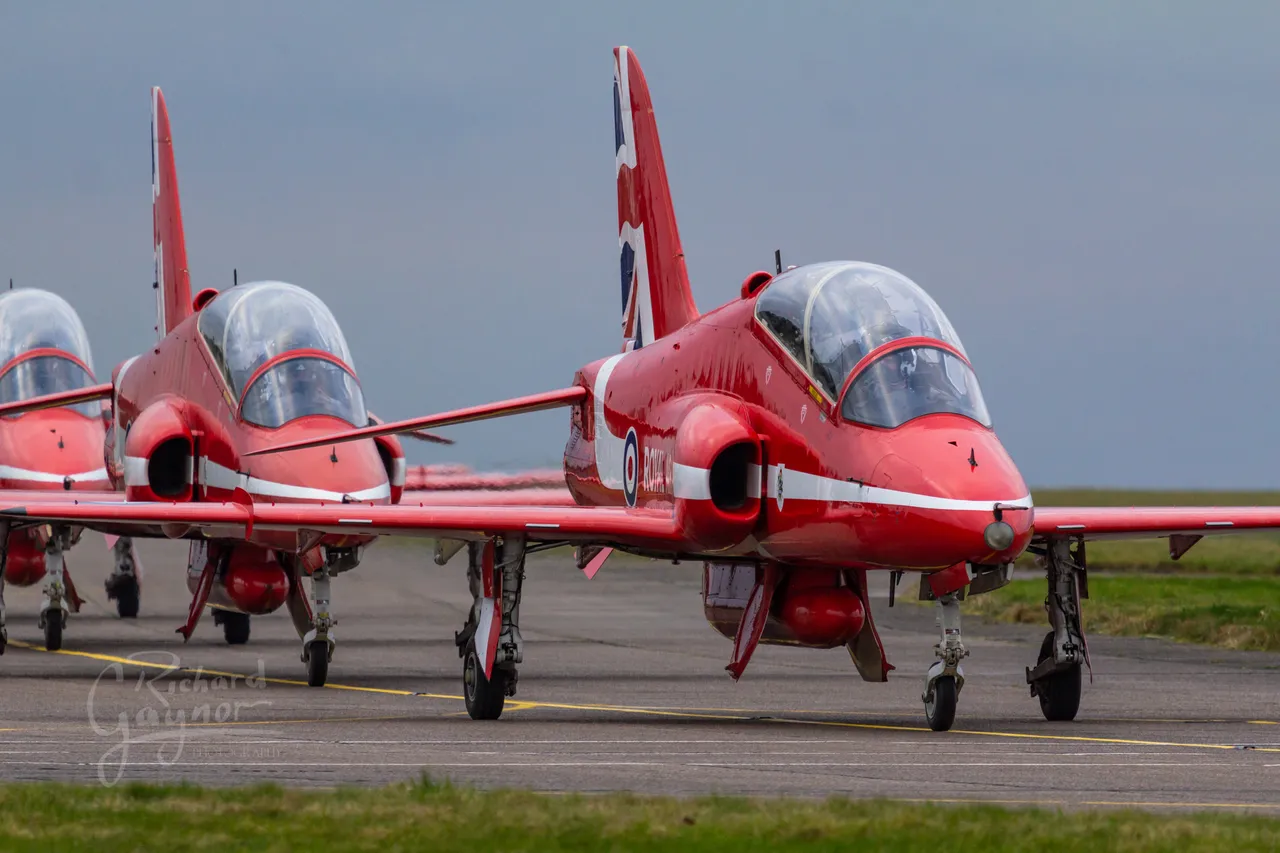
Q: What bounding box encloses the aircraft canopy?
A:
[0,289,94,371]
[755,262,990,428]
[198,281,366,428]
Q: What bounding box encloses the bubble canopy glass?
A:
[0,289,99,418]
[0,289,94,371]
[197,281,366,427]
[754,262,991,428]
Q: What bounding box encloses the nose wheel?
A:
[303,639,330,687]
[39,608,64,652]
[924,674,958,732]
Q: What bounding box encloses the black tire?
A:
[306,640,329,687]
[925,675,958,732]
[114,579,140,619]
[43,610,63,652]
[462,640,506,720]
[222,613,251,646]
[1034,631,1081,722]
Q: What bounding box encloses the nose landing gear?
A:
[922,590,968,732]
[298,546,360,688]
[38,528,73,652]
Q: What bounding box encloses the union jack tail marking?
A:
[614,46,698,352]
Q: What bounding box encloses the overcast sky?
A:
[1,3,1277,488]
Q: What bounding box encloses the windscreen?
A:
[0,355,100,419]
[840,346,991,429]
[239,356,367,429]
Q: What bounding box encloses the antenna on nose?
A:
[233,268,238,287]
[774,250,782,275]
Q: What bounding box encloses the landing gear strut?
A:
[1026,538,1087,721]
[455,536,525,720]
[300,546,360,687]
[104,537,141,619]
[922,591,967,732]
[37,527,72,651]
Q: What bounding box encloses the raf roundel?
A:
[623,427,639,507]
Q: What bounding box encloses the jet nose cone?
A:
[862,416,1032,567]
[245,421,390,503]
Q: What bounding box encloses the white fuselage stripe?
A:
[765,464,1032,513]
[0,464,109,484]
[672,463,711,500]
[125,454,389,502]
[593,353,628,491]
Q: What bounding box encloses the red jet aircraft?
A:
[0,287,141,652]
[0,88,439,684]
[5,50,1279,732]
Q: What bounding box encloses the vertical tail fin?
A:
[151,87,191,338]
[614,46,698,351]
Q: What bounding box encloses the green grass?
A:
[3,779,1280,851]
[1032,488,1280,507]
[969,575,1280,651]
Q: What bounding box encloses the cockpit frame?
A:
[0,347,95,381]
[236,348,355,414]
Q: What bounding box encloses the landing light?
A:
[984,520,1015,551]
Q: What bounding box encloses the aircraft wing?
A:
[0,498,689,551]
[1032,506,1280,541]
[2,494,1277,559]
[0,384,114,418]
[397,487,578,506]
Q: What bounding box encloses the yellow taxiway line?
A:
[8,640,1279,753]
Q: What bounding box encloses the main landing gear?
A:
[454,536,526,720]
[1026,539,1088,721]
[104,537,141,619]
[297,546,360,687]
[213,610,251,645]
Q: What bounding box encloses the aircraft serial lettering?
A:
[642,445,672,493]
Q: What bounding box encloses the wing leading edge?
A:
[1,496,1277,560]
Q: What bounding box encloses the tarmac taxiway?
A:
[0,537,1278,811]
